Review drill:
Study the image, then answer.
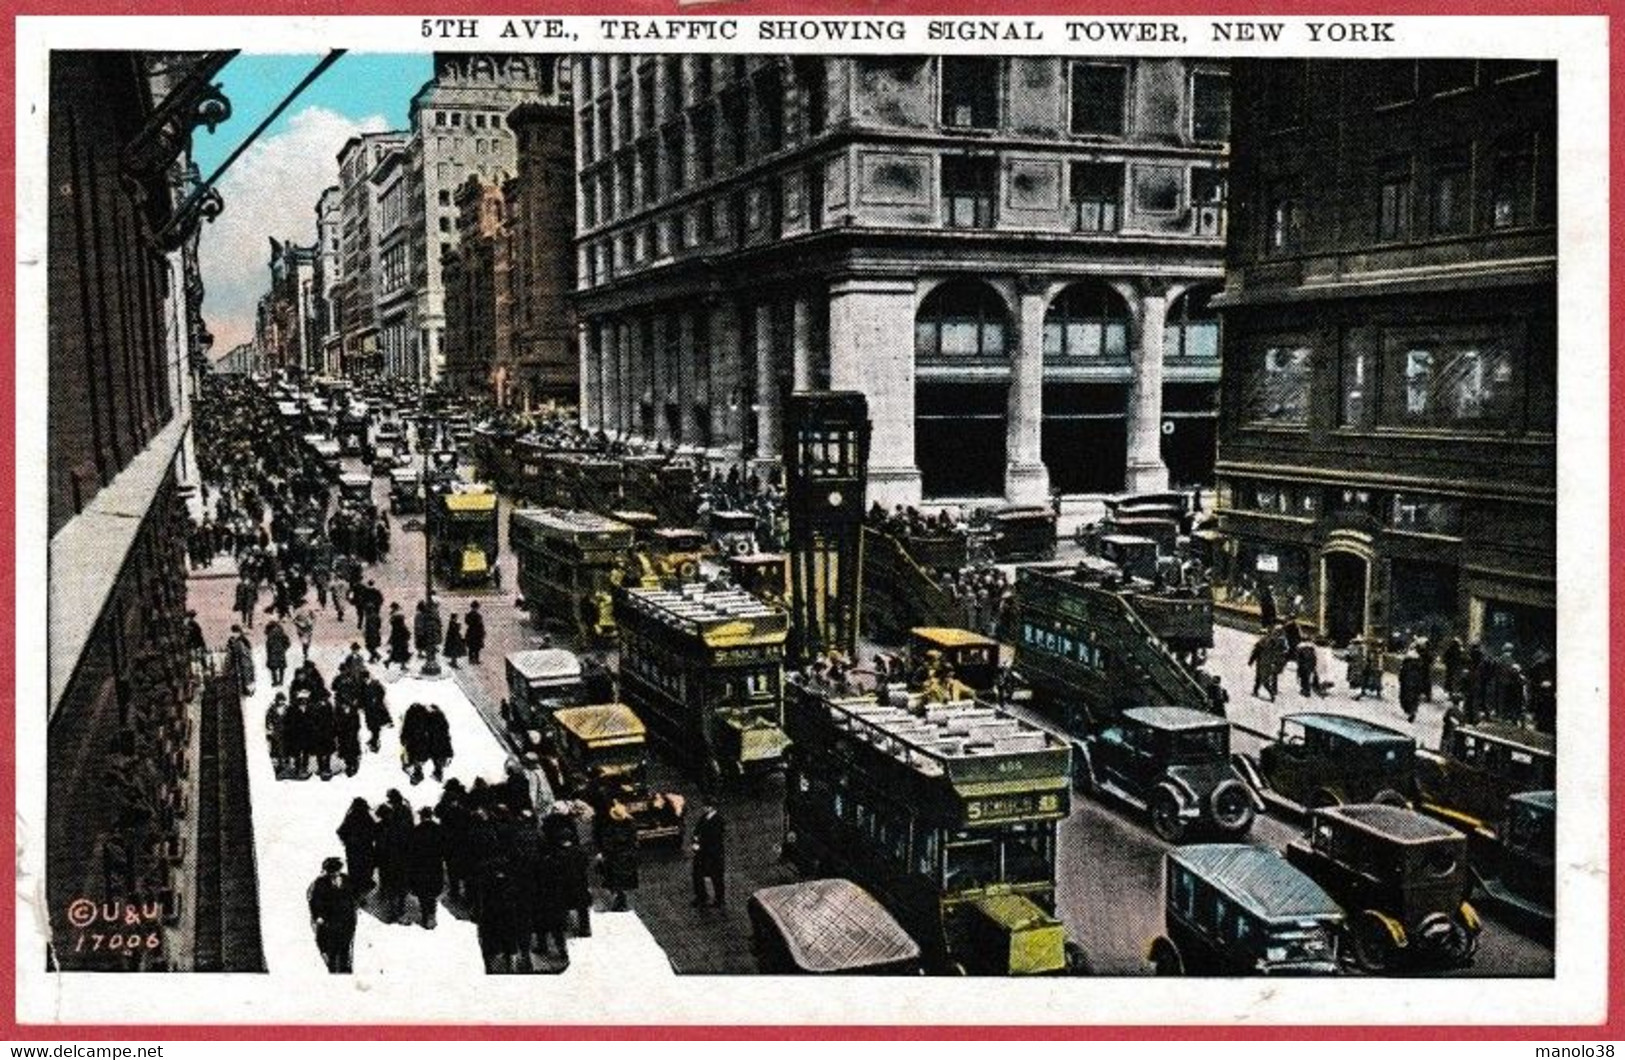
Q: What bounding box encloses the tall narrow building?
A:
[335,130,409,376]
[405,53,569,383]
[1211,59,1556,655]
[504,100,578,409]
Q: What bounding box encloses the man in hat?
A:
[307,856,358,973]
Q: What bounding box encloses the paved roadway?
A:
[192,450,1552,978]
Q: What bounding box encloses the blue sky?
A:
[195,53,433,351]
[193,52,432,175]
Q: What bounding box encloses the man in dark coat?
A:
[425,705,453,782]
[335,699,363,777]
[414,598,443,673]
[307,693,337,780]
[408,807,446,929]
[363,606,383,664]
[464,601,486,665]
[557,834,593,938]
[337,799,377,894]
[375,790,413,923]
[1257,582,1278,629]
[691,804,726,908]
[307,857,358,974]
[599,803,639,912]
[387,606,412,670]
[264,621,292,686]
[361,676,391,753]
[401,703,430,784]
[225,625,256,697]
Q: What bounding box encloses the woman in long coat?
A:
[283,695,312,777]
[265,693,289,773]
[400,703,429,783]
[337,798,378,893]
[598,803,640,912]
[375,791,413,923]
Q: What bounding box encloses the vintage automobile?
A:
[1468,790,1554,933]
[748,879,923,975]
[907,627,1000,694]
[337,471,375,514]
[1286,803,1481,972]
[1076,706,1257,843]
[988,505,1057,563]
[708,509,758,557]
[501,649,588,748]
[1241,713,1416,813]
[548,704,685,845]
[1415,720,1556,835]
[1149,844,1344,976]
[1095,533,1161,582]
[727,552,788,605]
[631,527,709,588]
[429,486,499,587]
[388,467,422,516]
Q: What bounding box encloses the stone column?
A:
[792,294,814,392]
[1005,277,1051,505]
[827,275,922,508]
[750,305,781,477]
[649,314,671,444]
[578,320,598,432]
[679,310,704,449]
[1125,285,1171,493]
[708,300,743,468]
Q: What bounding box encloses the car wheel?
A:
[1209,780,1256,836]
[1372,788,1409,807]
[1149,937,1183,976]
[1419,912,1477,966]
[1351,911,1396,973]
[1150,788,1187,844]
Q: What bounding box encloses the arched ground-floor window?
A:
[916,382,1006,499]
[1041,383,1126,494]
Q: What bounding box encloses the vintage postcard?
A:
[9,4,1615,1035]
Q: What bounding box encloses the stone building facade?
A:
[572,55,1228,507]
[441,176,512,399]
[48,51,258,970]
[336,131,409,376]
[314,185,342,375]
[1212,59,1556,656]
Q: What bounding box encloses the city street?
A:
[185,448,1552,979]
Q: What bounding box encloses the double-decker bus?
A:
[1011,562,1214,736]
[510,509,634,640]
[616,584,791,785]
[783,682,1078,975]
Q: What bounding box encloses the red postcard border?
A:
[2,0,1617,1040]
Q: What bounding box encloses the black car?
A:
[1077,706,1257,843]
[1150,844,1344,975]
[1469,790,1554,934]
[1244,712,1416,813]
[1286,803,1481,972]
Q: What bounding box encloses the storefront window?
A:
[1389,559,1459,639]
[1391,493,1463,535]
[1216,540,1313,619]
[1381,328,1520,429]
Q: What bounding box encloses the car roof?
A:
[911,627,998,649]
[1318,803,1463,843]
[748,879,921,973]
[1453,721,1556,757]
[506,648,582,682]
[552,704,646,743]
[1124,706,1227,731]
[1170,845,1343,922]
[1285,712,1413,746]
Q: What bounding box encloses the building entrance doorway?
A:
[1323,551,1369,646]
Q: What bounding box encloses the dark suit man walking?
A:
[691,804,726,907]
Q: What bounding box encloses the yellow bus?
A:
[510,508,634,640]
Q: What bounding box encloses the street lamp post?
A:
[420,441,442,677]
